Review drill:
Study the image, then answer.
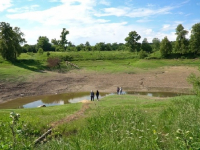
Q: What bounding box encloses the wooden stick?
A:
[34,129,52,144]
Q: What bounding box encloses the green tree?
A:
[67,41,76,51]
[36,36,51,52]
[95,42,106,51]
[152,38,160,52]
[125,31,141,52]
[175,24,189,54]
[22,44,36,53]
[189,23,200,54]
[37,48,43,54]
[141,38,152,53]
[0,22,26,61]
[51,28,69,51]
[76,43,85,51]
[160,36,172,58]
[111,42,118,51]
[85,41,92,51]
[60,28,69,49]
[105,43,112,51]
[118,43,125,51]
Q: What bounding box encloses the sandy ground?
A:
[0,66,199,104]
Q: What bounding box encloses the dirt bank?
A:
[0,66,199,104]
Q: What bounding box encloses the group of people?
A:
[117,87,123,95]
[90,87,122,101]
[90,90,99,101]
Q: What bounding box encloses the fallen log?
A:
[34,129,52,144]
[66,61,79,69]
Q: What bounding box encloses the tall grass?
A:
[0,103,82,149]
[35,95,200,150]
[1,94,200,149]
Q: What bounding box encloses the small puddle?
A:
[127,91,189,97]
[0,92,107,109]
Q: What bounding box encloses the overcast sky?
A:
[0,0,199,45]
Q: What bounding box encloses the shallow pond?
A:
[127,91,189,97]
[0,91,191,109]
[0,92,107,109]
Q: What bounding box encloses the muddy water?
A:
[127,91,189,97]
[0,91,191,109]
[0,92,107,109]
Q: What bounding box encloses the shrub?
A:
[187,73,200,96]
[47,52,50,57]
[47,57,61,69]
[37,48,44,54]
[138,50,148,59]
[58,55,73,61]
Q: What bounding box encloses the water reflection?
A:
[127,91,188,97]
[0,91,190,109]
[0,92,107,109]
[23,100,64,108]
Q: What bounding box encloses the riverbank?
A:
[0,66,198,104]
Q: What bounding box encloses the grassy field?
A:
[1,94,200,149]
[36,95,200,149]
[1,51,200,149]
[1,51,200,82]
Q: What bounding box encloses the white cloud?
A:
[0,0,12,12]
[49,0,59,2]
[4,0,191,45]
[7,1,96,26]
[60,0,96,6]
[162,24,171,30]
[136,18,152,23]
[99,0,110,6]
[95,6,174,18]
[128,6,173,17]
[95,7,130,17]
[147,4,155,7]
[144,29,153,35]
[21,22,130,45]
[7,5,39,13]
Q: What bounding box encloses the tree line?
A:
[0,21,200,61]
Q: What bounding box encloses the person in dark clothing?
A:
[117,87,120,94]
[96,90,99,101]
[90,90,94,101]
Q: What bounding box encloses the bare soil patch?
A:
[0,66,199,104]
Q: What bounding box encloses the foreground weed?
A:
[0,112,33,150]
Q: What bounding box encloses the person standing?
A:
[90,90,94,101]
[117,87,120,95]
[96,90,99,101]
[119,87,122,95]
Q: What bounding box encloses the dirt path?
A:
[0,66,199,104]
[50,101,91,128]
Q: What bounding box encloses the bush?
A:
[37,48,44,54]
[138,50,148,59]
[58,55,73,61]
[47,57,61,69]
[187,73,200,96]
[47,52,50,57]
